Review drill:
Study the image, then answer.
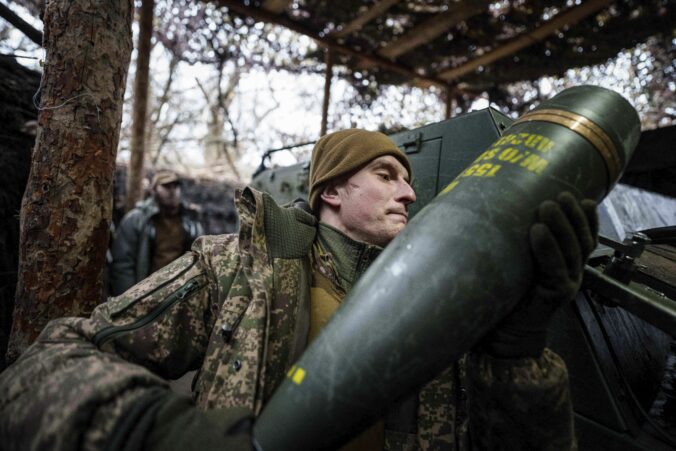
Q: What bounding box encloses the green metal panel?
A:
[397,135,441,219]
[251,107,513,213]
[250,161,309,206]
[388,108,512,218]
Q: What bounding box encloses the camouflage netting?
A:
[181,177,240,235]
[112,166,240,236]
[257,0,675,91]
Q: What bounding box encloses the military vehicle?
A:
[251,99,675,450]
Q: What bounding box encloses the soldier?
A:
[109,170,204,296]
[0,129,597,450]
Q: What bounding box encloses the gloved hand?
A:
[146,395,254,451]
[112,390,254,451]
[480,191,599,358]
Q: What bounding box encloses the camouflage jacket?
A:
[0,187,574,450]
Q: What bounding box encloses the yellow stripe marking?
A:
[291,367,306,385]
[513,108,620,187]
[440,180,459,195]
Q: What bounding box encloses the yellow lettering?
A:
[476,147,500,162]
[520,155,548,174]
[475,163,494,176]
[486,164,501,177]
[538,140,554,152]
[508,135,522,145]
[462,164,478,176]
[498,147,520,162]
[495,134,516,146]
[509,151,527,164]
[524,134,542,149]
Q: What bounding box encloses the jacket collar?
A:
[237,187,318,260]
[315,223,382,294]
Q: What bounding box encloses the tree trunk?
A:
[7,0,133,363]
[126,0,155,210]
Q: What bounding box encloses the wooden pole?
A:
[444,87,452,119]
[320,48,333,137]
[332,0,402,38]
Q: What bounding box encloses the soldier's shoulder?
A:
[182,201,202,216]
[116,209,147,232]
[120,199,155,224]
[192,233,239,257]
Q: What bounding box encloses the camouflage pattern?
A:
[467,349,576,450]
[415,362,465,450]
[0,186,574,450]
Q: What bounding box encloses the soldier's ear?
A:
[320,182,341,208]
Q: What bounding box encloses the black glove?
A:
[110,389,254,451]
[147,398,253,451]
[481,191,599,358]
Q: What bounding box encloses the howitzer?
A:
[559,230,676,450]
[250,86,674,449]
[584,234,676,336]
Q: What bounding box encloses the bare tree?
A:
[0,2,42,45]
[146,52,202,170]
[7,0,133,362]
[148,52,178,164]
[195,59,243,180]
[126,0,155,210]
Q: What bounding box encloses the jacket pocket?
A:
[94,255,205,348]
[106,253,198,317]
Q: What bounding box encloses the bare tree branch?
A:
[0,3,42,46]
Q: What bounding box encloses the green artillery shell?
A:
[253,85,641,451]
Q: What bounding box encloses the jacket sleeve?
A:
[110,211,144,296]
[467,348,576,450]
[0,235,240,451]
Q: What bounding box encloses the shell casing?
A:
[253,86,641,451]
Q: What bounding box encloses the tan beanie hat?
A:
[309,129,412,211]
